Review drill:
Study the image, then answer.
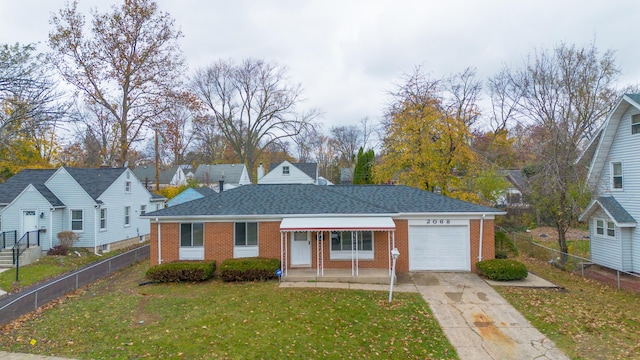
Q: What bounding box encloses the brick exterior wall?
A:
[149,217,496,273]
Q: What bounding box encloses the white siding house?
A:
[579,94,640,272]
[0,167,164,252]
[257,161,319,184]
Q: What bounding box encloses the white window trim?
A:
[595,219,604,236]
[140,205,147,216]
[234,222,259,247]
[632,114,640,135]
[70,209,84,232]
[180,223,204,248]
[124,206,131,227]
[99,208,107,231]
[606,221,616,238]
[611,162,623,191]
[282,166,290,175]
[330,231,374,260]
[125,180,132,193]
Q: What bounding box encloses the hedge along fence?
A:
[220,257,281,282]
[146,261,216,282]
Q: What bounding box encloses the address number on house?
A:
[422,219,468,226]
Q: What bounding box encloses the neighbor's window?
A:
[612,162,623,189]
[71,209,84,231]
[595,219,604,235]
[100,208,107,230]
[632,114,640,134]
[235,222,258,246]
[125,180,131,193]
[607,221,615,237]
[124,206,131,226]
[282,166,290,175]
[330,231,374,259]
[180,223,204,247]
[140,205,146,216]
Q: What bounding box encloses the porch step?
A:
[0,250,14,268]
[284,269,392,285]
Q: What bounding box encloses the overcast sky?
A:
[1,0,639,133]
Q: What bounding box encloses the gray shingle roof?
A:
[597,196,635,224]
[0,169,63,206]
[194,187,217,196]
[626,93,640,104]
[65,167,127,201]
[146,184,502,217]
[132,165,178,185]
[194,164,246,184]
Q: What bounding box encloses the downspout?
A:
[478,214,485,262]
[94,205,102,256]
[157,218,162,264]
[49,208,53,250]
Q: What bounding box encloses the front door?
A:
[290,231,311,266]
[22,210,38,235]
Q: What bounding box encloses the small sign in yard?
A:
[276,269,282,277]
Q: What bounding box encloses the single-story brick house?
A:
[143,184,504,277]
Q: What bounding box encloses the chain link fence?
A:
[508,231,640,291]
[0,244,149,326]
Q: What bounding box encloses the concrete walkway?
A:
[0,352,73,360]
[281,272,568,360]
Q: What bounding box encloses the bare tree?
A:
[48,0,186,166]
[155,92,200,165]
[500,42,620,258]
[0,43,67,147]
[292,124,322,163]
[329,125,362,168]
[191,58,319,181]
[443,67,482,128]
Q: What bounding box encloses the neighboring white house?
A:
[579,94,640,273]
[194,164,251,191]
[496,170,528,207]
[0,167,165,252]
[257,161,329,185]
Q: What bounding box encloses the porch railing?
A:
[13,230,41,265]
[1,230,18,252]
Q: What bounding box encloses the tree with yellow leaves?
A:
[374,67,481,202]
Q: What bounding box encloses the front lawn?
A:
[0,262,457,359]
[495,256,640,360]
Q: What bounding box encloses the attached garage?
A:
[408,220,470,271]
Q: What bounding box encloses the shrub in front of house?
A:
[220,257,281,282]
[57,231,80,248]
[477,259,528,281]
[146,261,216,282]
[47,245,69,256]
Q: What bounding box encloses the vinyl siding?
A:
[95,170,153,246]
[45,169,97,248]
[589,210,623,271]
[0,186,55,249]
[593,106,640,272]
[258,162,314,184]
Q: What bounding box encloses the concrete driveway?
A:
[409,272,568,360]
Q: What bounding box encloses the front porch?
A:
[283,268,393,284]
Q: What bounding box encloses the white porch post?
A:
[316,232,320,277]
[388,231,391,276]
[280,232,283,277]
[351,232,355,276]
[355,231,359,276]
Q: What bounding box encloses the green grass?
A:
[495,256,640,360]
[0,262,458,359]
[0,248,126,293]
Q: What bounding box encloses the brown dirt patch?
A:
[527,226,589,242]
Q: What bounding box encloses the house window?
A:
[607,221,615,237]
[282,166,290,175]
[124,206,131,226]
[71,209,84,231]
[330,231,374,259]
[156,203,163,210]
[140,205,146,216]
[632,114,640,134]
[595,219,604,235]
[235,222,258,246]
[125,180,131,193]
[180,223,204,247]
[100,208,107,230]
[612,162,623,189]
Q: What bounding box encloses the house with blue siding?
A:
[0,167,165,252]
[579,94,640,273]
[166,187,216,207]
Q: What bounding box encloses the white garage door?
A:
[409,225,469,271]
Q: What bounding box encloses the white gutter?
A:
[156,218,162,264]
[94,205,101,256]
[478,213,485,262]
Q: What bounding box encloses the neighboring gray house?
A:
[579,94,640,273]
[133,165,189,189]
[496,170,528,207]
[258,161,327,185]
[194,164,251,191]
[0,167,165,252]
[166,187,216,207]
